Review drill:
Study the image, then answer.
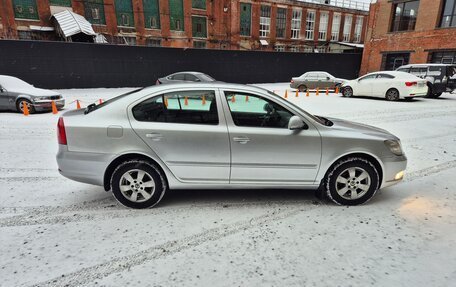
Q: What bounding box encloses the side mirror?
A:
[326,77,330,80]
[0,87,5,93]
[288,116,306,130]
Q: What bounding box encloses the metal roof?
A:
[52,10,96,38]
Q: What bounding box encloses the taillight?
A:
[405,81,417,87]
[57,117,67,145]
[291,79,294,83]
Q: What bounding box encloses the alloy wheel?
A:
[119,169,156,202]
[335,167,371,200]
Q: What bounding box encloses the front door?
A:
[222,90,322,185]
[355,74,377,96]
[129,89,230,183]
[0,86,11,110]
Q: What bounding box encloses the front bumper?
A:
[33,99,65,112]
[380,154,407,188]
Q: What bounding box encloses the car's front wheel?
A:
[342,86,353,97]
[16,99,35,114]
[111,160,167,209]
[298,85,307,92]
[324,157,380,206]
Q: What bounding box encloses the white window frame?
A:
[274,44,285,52]
[343,14,353,42]
[305,10,316,40]
[291,9,302,39]
[331,13,341,41]
[290,45,300,52]
[318,11,329,41]
[259,5,271,38]
[354,16,363,43]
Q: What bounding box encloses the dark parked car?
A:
[156,72,215,85]
[396,64,456,98]
[0,75,64,113]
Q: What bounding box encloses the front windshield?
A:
[0,77,33,90]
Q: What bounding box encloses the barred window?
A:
[291,9,302,39]
[276,8,287,38]
[305,10,315,40]
[259,6,271,37]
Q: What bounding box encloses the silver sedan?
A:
[0,75,64,113]
[56,83,407,208]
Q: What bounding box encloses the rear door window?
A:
[170,74,185,81]
[428,66,444,77]
[132,90,218,125]
[376,74,395,79]
[397,68,409,73]
[185,74,199,82]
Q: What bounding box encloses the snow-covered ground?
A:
[1,84,456,287]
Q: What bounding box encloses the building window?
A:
[441,0,456,27]
[49,0,71,6]
[240,3,252,36]
[192,16,207,38]
[290,45,300,52]
[144,0,160,29]
[381,53,410,70]
[291,9,302,39]
[84,0,105,24]
[353,16,363,43]
[316,46,327,53]
[305,10,315,40]
[192,0,206,10]
[331,13,341,41]
[429,50,456,64]
[274,44,285,52]
[169,0,184,31]
[13,0,39,20]
[318,11,329,41]
[303,46,314,53]
[343,14,352,42]
[259,6,271,37]
[391,1,419,32]
[146,38,161,47]
[276,8,286,38]
[193,41,206,49]
[115,0,134,27]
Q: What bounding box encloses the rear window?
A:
[198,74,215,82]
[85,88,143,114]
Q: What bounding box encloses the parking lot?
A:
[1,84,456,287]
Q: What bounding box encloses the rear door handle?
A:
[233,136,250,144]
[146,133,163,141]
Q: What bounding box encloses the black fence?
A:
[0,40,362,89]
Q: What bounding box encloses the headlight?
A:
[384,140,403,156]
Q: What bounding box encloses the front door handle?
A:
[146,133,163,141]
[233,136,250,144]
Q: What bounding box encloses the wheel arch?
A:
[103,153,168,191]
[320,152,383,188]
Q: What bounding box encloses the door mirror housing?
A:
[0,87,5,93]
[288,116,306,130]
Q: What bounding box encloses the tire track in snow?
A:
[28,204,318,287]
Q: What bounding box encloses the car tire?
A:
[111,160,167,209]
[16,99,35,114]
[298,85,307,92]
[425,84,434,98]
[429,92,443,98]
[324,157,380,206]
[342,86,353,97]
[385,88,400,101]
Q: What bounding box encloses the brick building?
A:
[0,0,368,53]
[361,0,456,74]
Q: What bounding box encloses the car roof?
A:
[361,71,418,78]
[399,63,456,68]
[170,71,207,76]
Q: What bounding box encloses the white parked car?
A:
[341,71,428,101]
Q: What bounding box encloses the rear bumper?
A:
[34,99,65,112]
[56,145,112,186]
[380,154,407,188]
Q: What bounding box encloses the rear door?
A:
[129,88,231,183]
[305,72,319,89]
[0,86,10,110]
[372,73,395,97]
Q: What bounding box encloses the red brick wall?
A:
[361,0,456,75]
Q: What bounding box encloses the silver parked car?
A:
[0,75,65,113]
[57,83,407,209]
[290,71,346,92]
[156,71,215,85]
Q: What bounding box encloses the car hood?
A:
[326,117,398,140]
[11,86,60,97]
[333,78,347,83]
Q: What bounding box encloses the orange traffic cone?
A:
[326,88,329,95]
[184,96,188,106]
[306,90,310,97]
[335,86,340,94]
[295,90,299,97]
[51,101,58,114]
[284,90,288,98]
[22,101,29,116]
[76,100,81,109]
[202,95,206,105]
[316,88,320,96]
[245,95,249,102]
[164,97,168,107]
[231,95,236,103]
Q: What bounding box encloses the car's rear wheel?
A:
[16,99,35,114]
[428,92,443,98]
[298,85,307,92]
[385,88,400,101]
[324,157,380,206]
[111,160,167,209]
[342,86,353,97]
